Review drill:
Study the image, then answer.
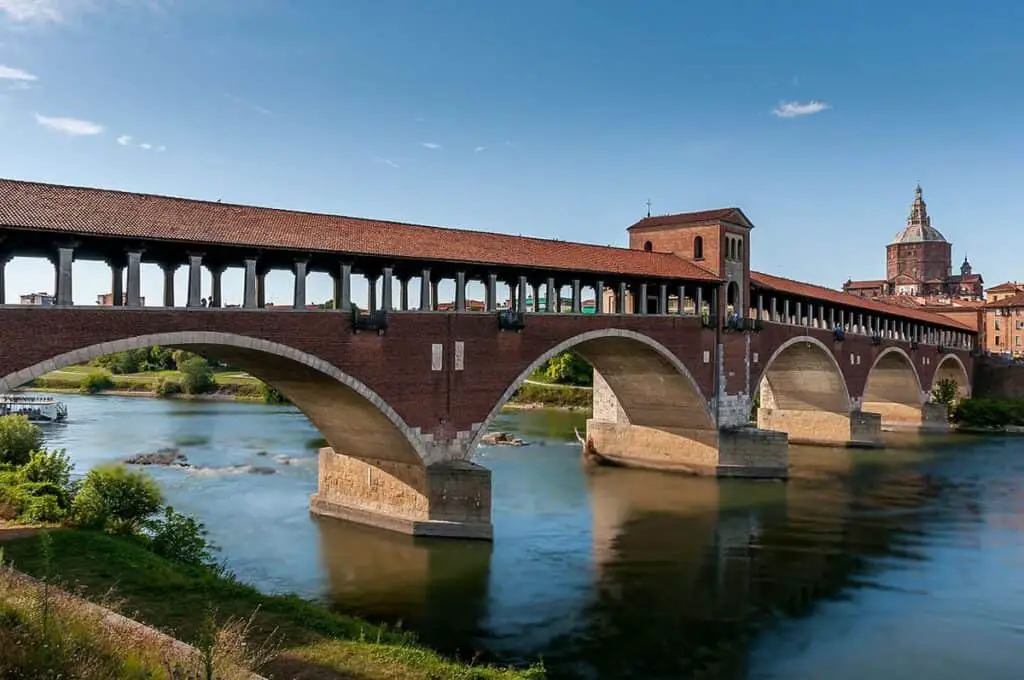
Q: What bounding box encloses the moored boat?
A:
[0,394,68,423]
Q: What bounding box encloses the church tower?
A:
[885,184,952,296]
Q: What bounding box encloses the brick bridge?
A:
[0,179,975,540]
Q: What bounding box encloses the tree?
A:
[543,351,593,386]
[0,415,44,466]
[931,377,960,419]
[179,357,215,394]
[72,464,163,534]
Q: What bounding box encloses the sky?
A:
[1,0,1023,306]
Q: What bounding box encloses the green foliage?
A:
[261,384,289,404]
[541,351,593,386]
[23,449,74,490]
[79,372,114,394]
[179,357,215,395]
[931,378,961,418]
[154,377,183,398]
[0,415,44,466]
[91,345,176,374]
[952,397,1024,429]
[71,464,163,535]
[144,506,219,568]
[172,349,205,370]
[511,382,592,409]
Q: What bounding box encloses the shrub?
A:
[22,449,73,490]
[261,384,289,404]
[542,350,593,386]
[71,464,163,535]
[154,377,182,398]
[22,494,65,523]
[179,357,215,395]
[0,415,43,466]
[172,349,205,370]
[953,397,1024,429]
[144,506,218,567]
[79,373,113,394]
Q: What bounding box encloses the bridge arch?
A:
[0,331,429,466]
[469,328,714,452]
[755,336,851,413]
[932,353,971,399]
[863,346,924,407]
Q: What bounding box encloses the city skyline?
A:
[1,0,1022,305]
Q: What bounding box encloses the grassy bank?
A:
[1,529,543,679]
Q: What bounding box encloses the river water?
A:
[32,392,1024,679]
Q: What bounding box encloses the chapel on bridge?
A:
[843,185,983,302]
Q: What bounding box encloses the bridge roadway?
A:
[0,305,972,541]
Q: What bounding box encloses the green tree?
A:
[931,377,960,419]
[71,464,163,534]
[0,415,44,466]
[172,349,205,370]
[22,449,73,490]
[543,351,593,386]
[179,357,215,395]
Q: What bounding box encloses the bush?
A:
[953,397,1024,428]
[71,464,163,535]
[261,384,289,404]
[179,357,215,395]
[79,373,113,394]
[22,449,73,489]
[144,506,218,567]
[154,377,182,398]
[0,415,43,466]
[541,351,593,386]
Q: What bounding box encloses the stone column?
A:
[517,274,528,312]
[770,297,778,322]
[334,262,352,312]
[569,279,581,314]
[161,264,176,307]
[292,259,308,309]
[0,254,8,305]
[455,271,466,312]
[696,287,704,317]
[677,284,686,315]
[783,300,791,324]
[616,282,627,314]
[125,250,143,307]
[399,276,409,311]
[256,269,268,308]
[367,274,378,312]
[186,254,203,308]
[795,301,803,325]
[208,264,225,308]
[658,284,668,315]
[243,258,258,309]
[382,267,394,311]
[829,307,836,328]
[54,245,75,306]
[756,294,764,320]
[420,268,431,310]
[110,260,125,307]
[545,277,556,313]
[486,273,497,311]
[594,280,604,315]
[430,279,439,311]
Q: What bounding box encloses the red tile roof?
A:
[750,271,975,331]
[984,292,1024,308]
[0,178,719,281]
[986,281,1023,292]
[844,279,886,289]
[627,208,750,231]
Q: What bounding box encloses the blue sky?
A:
[1,0,1022,306]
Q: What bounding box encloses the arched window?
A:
[694,235,704,260]
[643,240,653,252]
[738,238,744,260]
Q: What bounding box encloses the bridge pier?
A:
[310,448,493,540]
[862,401,950,432]
[756,408,883,448]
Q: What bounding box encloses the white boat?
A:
[0,394,68,423]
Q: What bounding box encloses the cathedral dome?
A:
[890,184,948,244]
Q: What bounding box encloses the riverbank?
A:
[24,365,594,411]
[0,527,543,679]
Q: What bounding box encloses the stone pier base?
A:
[585,420,788,479]
[757,408,883,448]
[310,448,493,540]
[862,401,951,432]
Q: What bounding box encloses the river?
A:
[32,392,1024,680]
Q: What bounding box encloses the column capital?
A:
[206,261,229,275]
[123,243,147,255]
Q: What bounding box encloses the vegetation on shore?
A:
[952,396,1024,430]
[25,346,596,411]
[0,414,544,678]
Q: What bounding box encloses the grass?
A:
[29,364,268,401]
[508,382,592,410]
[1,529,544,679]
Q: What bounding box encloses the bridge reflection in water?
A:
[315,438,984,680]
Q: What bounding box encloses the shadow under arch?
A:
[1,331,428,466]
[933,353,972,398]
[863,346,924,408]
[755,336,851,413]
[469,329,714,452]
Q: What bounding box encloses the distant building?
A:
[982,282,1024,357]
[20,292,55,305]
[96,292,145,306]
[844,185,983,301]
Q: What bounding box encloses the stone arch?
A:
[469,329,714,452]
[932,353,971,399]
[0,331,429,466]
[755,336,850,413]
[862,347,926,428]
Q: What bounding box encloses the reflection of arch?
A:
[933,353,971,398]
[2,331,427,465]
[755,336,850,412]
[469,329,714,452]
[863,347,923,406]
[693,236,704,260]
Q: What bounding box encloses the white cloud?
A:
[140,142,151,150]
[474,146,485,152]
[0,64,38,81]
[0,0,62,22]
[375,156,400,169]
[419,141,441,150]
[772,100,830,118]
[116,134,131,145]
[34,113,103,135]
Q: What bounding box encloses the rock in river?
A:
[125,448,190,467]
[480,431,526,446]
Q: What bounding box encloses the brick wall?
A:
[974,358,1024,398]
